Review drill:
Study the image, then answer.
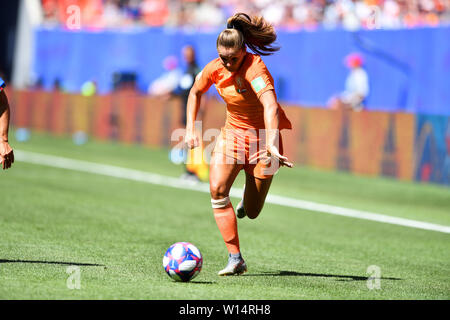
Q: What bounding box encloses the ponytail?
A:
[216,13,280,56]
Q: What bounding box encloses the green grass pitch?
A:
[0,131,449,299]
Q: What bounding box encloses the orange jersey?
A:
[194,51,292,131]
[195,51,291,179]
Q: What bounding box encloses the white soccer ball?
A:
[163,242,203,282]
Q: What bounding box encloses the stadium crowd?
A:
[41,0,450,31]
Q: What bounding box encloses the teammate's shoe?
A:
[218,254,247,276]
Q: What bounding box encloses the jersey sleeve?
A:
[0,77,5,92]
[247,57,275,99]
[194,60,216,94]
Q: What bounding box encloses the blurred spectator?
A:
[176,45,201,125]
[379,0,402,29]
[40,0,450,30]
[148,55,182,97]
[261,2,286,26]
[329,52,370,112]
[53,78,64,91]
[41,0,59,26]
[81,80,97,96]
[194,1,226,29]
[102,0,124,27]
[140,0,170,26]
[176,45,203,182]
[149,46,204,181]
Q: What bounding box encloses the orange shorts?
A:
[212,127,284,179]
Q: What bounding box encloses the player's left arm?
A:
[0,84,14,170]
[259,90,293,168]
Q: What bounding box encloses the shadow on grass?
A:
[244,270,402,282]
[186,281,216,285]
[0,259,105,267]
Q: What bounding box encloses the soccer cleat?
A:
[236,199,246,219]
[236,184,246,219]
[218,254,248,276]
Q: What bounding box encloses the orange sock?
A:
[213,203,240,254]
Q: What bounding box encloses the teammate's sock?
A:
[213,203,240,254]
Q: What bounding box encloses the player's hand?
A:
[266,144,293,168]
[0,141,14,170]
[184,130,200,149]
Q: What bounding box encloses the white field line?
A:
[15,150,450,234]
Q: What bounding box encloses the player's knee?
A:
[246,210,260,219]
[245,202,264,219]
[210,182,228,200]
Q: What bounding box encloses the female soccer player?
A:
[0,76,14,170]
[185,13,292,276]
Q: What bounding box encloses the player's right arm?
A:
[185,62,215,149]
[0,78,14,170]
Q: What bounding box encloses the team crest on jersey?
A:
[235,76,247,93]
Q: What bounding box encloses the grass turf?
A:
[0,131,449,299]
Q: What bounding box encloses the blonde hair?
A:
[216,13,280,56]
